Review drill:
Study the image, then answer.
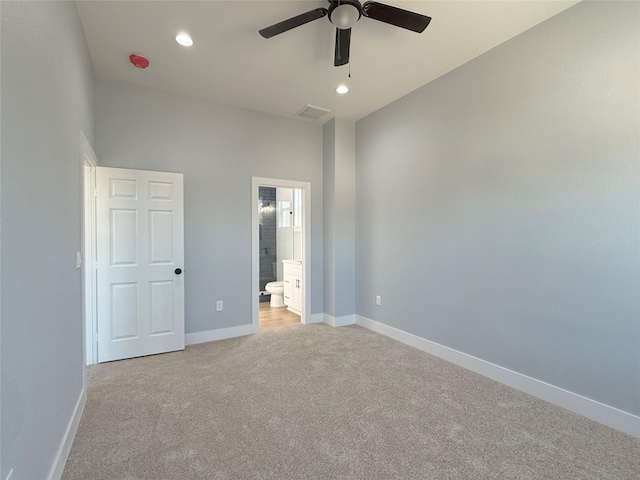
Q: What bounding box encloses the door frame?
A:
[251,177,311,329]
[81,131,98,365]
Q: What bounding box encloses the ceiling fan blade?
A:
[334,27,351,66]
[362,1,431,33]
[259,8,328,38]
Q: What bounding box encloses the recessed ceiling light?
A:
[336,85,349,94]
[175,32,193,47]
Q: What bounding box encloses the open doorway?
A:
[258,186,302,329]
[251,177,311,331]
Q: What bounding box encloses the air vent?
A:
[295,104,331,121]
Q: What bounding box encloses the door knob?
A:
[175,268,182,275]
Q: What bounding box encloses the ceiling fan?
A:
[259,0,431,67]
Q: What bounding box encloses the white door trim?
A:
[251,177,311,330]
[81,131,98,366]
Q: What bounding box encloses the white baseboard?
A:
[324,313,356,327]
[305,313,324,324]
[185,324,257,346]
[48,387,86,480]
[355,315,640,439]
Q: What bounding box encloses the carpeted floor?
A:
[63,324,639,479]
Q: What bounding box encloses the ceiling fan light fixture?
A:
[336,85,349,94]
[175,32,193,47]
[329,2,362,29]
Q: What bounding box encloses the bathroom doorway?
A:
[251,177,311,330]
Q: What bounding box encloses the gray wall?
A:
[323,120,336,316]
[322,118,356,319]
[355,1,639,415]
[95,79,323,333]
[333,120,356,318]
[1,1,95,478]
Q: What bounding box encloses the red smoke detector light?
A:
[129,54,149,69]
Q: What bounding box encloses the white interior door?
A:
[97,167,184,362]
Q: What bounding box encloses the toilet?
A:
[265,281,285,307]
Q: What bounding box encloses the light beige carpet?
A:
[63,324,639,479]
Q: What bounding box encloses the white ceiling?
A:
[76,0,579,122]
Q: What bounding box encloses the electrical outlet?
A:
[216,300,223,311]
[375,295,381,306]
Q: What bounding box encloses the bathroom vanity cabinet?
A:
[283,260,302,315]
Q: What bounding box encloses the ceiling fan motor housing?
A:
[328,1,362,29]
